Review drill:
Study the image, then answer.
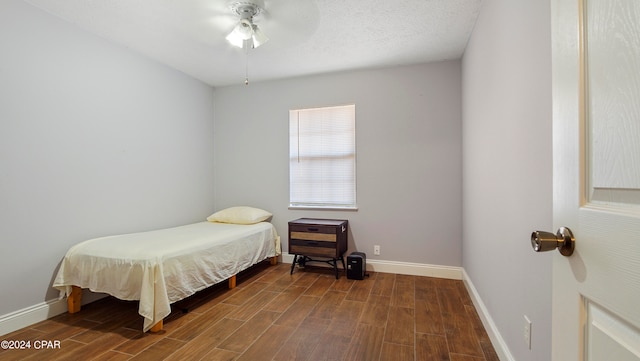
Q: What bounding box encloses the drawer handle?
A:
[307,227,319,232]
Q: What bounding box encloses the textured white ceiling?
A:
[23,0,483,87]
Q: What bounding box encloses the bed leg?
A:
[68,286,82,314]
[150,320,163,332]
[270,256,278,265]
[228,275,236,289]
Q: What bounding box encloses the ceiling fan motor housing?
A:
[229,0,264,20]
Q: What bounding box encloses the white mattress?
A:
[53,221,281,331]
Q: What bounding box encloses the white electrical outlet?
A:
[374,245,380,256]
[524,315,532,350]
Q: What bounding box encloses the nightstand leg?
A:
[290,254,298,275]
[333,258,339,279]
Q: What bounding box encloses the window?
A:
[289,104,356,209]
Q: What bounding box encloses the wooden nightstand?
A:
[288,218,348,279]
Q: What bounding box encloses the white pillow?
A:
[206,206,272,225]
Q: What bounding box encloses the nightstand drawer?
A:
[290,240,336,257]
[290,231,336,242]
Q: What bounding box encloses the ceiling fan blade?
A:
[263,0,317,22]
[255,0,319,46]
[208,0,239,32]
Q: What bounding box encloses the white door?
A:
[551,0,640,360]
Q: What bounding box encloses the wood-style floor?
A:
[1,261,499,361]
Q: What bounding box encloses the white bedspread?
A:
[53,221,280,331]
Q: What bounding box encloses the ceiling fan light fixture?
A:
[226,19,253,47]
[251,24,268,48]
[225,1,268,49]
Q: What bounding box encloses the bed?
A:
[53,207,281,332]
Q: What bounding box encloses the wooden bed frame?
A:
[66,256,278,332]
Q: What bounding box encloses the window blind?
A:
[289,104,356,208]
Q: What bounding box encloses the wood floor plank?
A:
[222,281,271,306]
[415,276,438,300]
[262,285,307,313]
[306,333,352,361]
[72,327,141,356]
[307,291,345,320]
[255,263,291,283]
[434,277,460,288]
[416,332,450,361]
[128,338,186,360]
[260,265,300,293]
[171,283,233,314]
[270,273,303,293]
[234,262,275,285]
[272,318,329,361]
[390,275,415,308]
[275,295,321,328]
[169,302,238,341]
[81,299,139,325]
[329,274,355,292]
[415,294,445,335]
[0,327,48,361]
[481,339,502,361]
[200,348,240,361]
[380,342,414,361]
[344,323,385,361]
[217,310,281,353]
[272,319,330,361]
[112,332,167,356]
[29,315,84,334]
[358,294,390,328]
[291,271,321,288]
[90,350,135,361]
[465,304,491,344]
[325,300,363,338]
[155,308,203,332]
[456,280,474,306]
[442,311,484,357]
[236,324,296,361]
[438,286,467,315]
[38,339,86,361]
[226,290,279,321]
[344,276,373,302]
[70,311,139,342]
[163,318,244,361]
[303,275,336,297]
[384,306,415,346]
[414,275,438,295]
[0,346,42,361]
[370,272,395,297]
[449,354,485,361]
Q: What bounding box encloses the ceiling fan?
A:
[225,0,268,49]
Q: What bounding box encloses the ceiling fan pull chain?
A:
[245,44,249,85]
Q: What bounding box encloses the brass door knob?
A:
[531,227,575,256]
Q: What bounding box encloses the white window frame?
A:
[289,104,357,210]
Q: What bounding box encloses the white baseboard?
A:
[462,269,515,361]
[0,291,106,337]
[0,298,67,336]
[281,253,463,280]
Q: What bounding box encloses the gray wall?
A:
[213,62,463,267]
[0,0,216,315]
[462,0,553,360]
